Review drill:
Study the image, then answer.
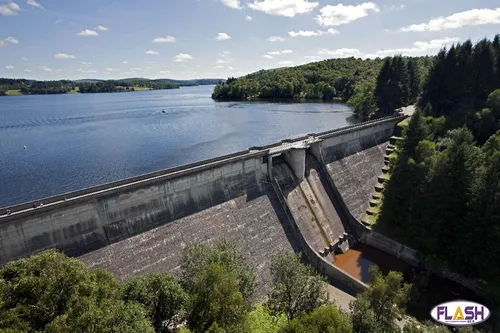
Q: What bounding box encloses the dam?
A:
[1,114,471,297]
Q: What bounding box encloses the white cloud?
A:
[174,53,193,62]
[214,65,225,69]
[245,15,252,21]
[215,50,234,65]
[40,66,52,72]
[5,65,14,70]
[130,67,143,71]
[96,25,108,31]
[78,69,98,73]
[146,50,159,55]
[304,55,321,60]
[266,49,293,56]
[263,54,274,59]
[317,48,363,57]
[220,0,240,9]
[159,70,171,74]
[0,41,5,47]
[399,8,500,32]
[24,69,31,72]
[386,4,405,11]
[316,2,379,26]
[122,61,128,64]
[248,0,319,18]
[78,29,98,36]
[372,37,460,57]
[288,28,339,37]
[215,32,231,41]
[121,71,135,75]
[0,2,21,15]
[27,0,45,10]
[153,35,176,43]
[6,37,19,44]
[104,68,118,72]
[81,61,93,66]
[278,60,293,66]
[22,57,28,61]
[54,53,75,59]
[268,36,286,42]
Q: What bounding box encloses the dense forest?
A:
[0,241,486,333]
[377,36,500,299]
[211,57,432,109]
[0,78,222,96]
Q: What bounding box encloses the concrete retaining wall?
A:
[0,152,268,266]
[270,177,368,293]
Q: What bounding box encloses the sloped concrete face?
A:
[80,188,297,299]
[324,143,388,221]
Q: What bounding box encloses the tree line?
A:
[76,80,179,93]
[0,240,485,333]
[0,79,180,96]
[211,57,432,109]
[377,35,500,303]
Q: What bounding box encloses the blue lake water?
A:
[0,85,355,207]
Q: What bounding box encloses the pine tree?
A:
[407,59,421,104]
[419,49,448,116]
[472,39,497,106]
[493,34,500,86]
[375,58,393,115]
[391,56,410,107]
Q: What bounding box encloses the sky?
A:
[0,0,499,80]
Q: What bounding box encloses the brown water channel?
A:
[334,243,491,322]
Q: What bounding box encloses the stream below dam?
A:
[334,243,490,321]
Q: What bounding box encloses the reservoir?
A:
[0,85,355,207]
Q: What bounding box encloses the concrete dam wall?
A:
[0,115,405,294]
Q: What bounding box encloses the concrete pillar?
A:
[309,141,323,163]
[284,148,306,181]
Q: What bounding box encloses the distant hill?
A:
[74,79,104,84]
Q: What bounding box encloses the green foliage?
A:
[350,266,411,333]
[187,264,250,333]
[419,36,500,140]
[354,269,412,332]
[45,300,155,333]
[0,250,155,333]
[266,252,328,322]
[347,84,377,120]
[279,305,352,333]
[375,55,416,116]
[213,57,390,101]
[380,89,500,291]
[123,273,188,332]
[247,305,286,333]
[77,80,178,93]
[180,239,256,304]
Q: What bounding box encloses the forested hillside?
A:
[211,57,432,108]
[377,35,500,297]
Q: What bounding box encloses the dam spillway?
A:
[0,115,415,295]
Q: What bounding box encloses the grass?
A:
[68,87,79,94]
[6,89,22,96]
[132,86,152,91]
